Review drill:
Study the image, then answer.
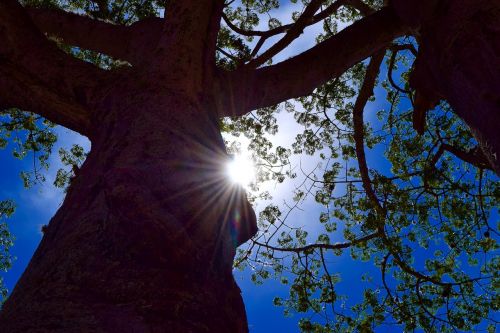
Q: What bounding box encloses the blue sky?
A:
[0,4,374,331]
[1,128,90,292]
[1,2,498,332]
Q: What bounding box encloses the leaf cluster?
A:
[0,200,15,305]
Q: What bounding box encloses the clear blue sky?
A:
[0,104,406,333]
[0,15,389,332]
[1,2,498,332]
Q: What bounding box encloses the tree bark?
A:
[26,7,163,65]
[0,0,107,135]
[217,6,408,117]
[1,1,499,331]
[0,75,257,332]
[393,0,500,173]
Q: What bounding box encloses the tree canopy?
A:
[0,0,498,332]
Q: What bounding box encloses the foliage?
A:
[53,144,87,190]
[221,2,499,332]
[0,200,15,305]
[0,108,56,303]
[1,1,498,332]
[0,109,57,188]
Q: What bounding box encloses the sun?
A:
[227,153,255,188]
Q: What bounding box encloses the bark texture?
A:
[217,6,408,117]
[1,0,257,331]
[0,74,257,332]
[393,0,500,173]
[27,7,163,65]
[1,0,499,331]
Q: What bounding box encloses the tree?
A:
[0,0,498,332]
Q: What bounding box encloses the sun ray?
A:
[227,153,255,188]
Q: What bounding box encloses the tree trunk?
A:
[394,0,500,173]
[0,77,257,332]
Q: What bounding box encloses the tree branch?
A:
[352,51,386,216]
[224,0,374,66]
[0,0,108,135]
[27,7,163,65]
[350,56,491,290]
[222,0,372,39]
[0,61,91,134]
[253,231,379,253]
[387,46,412,94]
[216,6,408,117]
[431,143,494,171]
[349,53,456,286]
[445,144,493,170]
[246,0,337,68]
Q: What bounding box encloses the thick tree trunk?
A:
[0,78,257,332]
[394,0,500,173]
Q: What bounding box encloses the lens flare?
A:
[227,154,255,187]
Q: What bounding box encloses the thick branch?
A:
[0,0,108,135]
[0,61,91,133]
[431,143,494,171]
[27,7,163,65]
[350,53,489,290]
[443,144,493,170]
[396,0,500,174]
[217,6,408,117]
[352,51,386,215]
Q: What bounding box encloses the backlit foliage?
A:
[0,1,498,331]
[0,200,15,304]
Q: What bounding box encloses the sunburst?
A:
[227,153,255,188]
